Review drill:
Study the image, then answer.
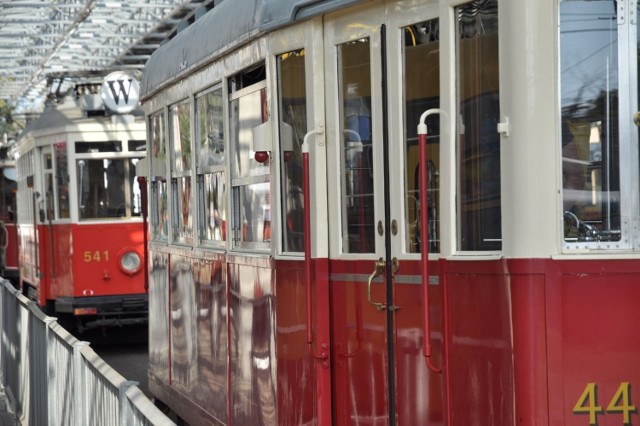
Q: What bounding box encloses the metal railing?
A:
[0,279,175,426]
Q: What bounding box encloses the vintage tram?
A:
[138,0,640,424]
[14,81,148,332]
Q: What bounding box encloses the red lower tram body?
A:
[148,251,638,425]
[19,222,147,331]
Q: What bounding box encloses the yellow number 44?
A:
[573,382,637,425]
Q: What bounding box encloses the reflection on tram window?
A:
[456,0,501,251]
[338,38,374,254]
[229,63,271,249]
[277,49,307,253]
[197,88,225,169]
[200,172,227,242]
[170,100,193,243]
[149,111,168,240]
[404,19,440,254]
[172,176,193,241]
[196,87,227,244]
[560,0,621,243]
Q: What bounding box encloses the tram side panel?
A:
[147,251,317,425]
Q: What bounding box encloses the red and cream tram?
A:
[139,0,640,424]
[15,81,148,332]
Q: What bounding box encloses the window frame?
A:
[169,98,195,245]
[228,75,271,252]
[195,83,228,247]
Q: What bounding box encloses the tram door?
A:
[324,2,446,424]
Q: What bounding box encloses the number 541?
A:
[573,382,637,424]
[83,250,110,263]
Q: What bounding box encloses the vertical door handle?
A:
[367,258,386,311]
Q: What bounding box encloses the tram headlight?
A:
[119,251,141,275]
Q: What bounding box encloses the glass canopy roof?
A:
[0,0,216,112]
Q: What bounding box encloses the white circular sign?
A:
[101,71,140,113]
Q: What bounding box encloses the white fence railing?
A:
[0,279,175,426]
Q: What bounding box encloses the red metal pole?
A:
[418,131,442,374]
[303,151,313,344]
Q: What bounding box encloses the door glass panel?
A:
[54,142,69,219]
[404,19,440,254]
[277,49,307,253]
[338,38,375,253]
[456,0,501,251]
[560,0,621,243]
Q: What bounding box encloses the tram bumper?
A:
[55,294,148,330]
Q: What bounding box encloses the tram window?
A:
[77,159,129,219]
[456,0,501,251]
[229,64,270,249]
[170,100,193,243]
[199,172,227,242]
[75,141,122,153]
[276,49,307,253]
[54,142,70,219]
[195,86,226,243]
[560,0,622,245]
[16,152,34,223]
[149,111,168,240]
[128,140,146,152]
[338,39,375,254]
[230,86,270,247]
[403,20,440,254]
[129,158,143,217]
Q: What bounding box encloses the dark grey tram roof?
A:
[140,0,364,100]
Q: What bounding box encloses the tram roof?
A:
[18,96,144,143]
[140,0,363,100]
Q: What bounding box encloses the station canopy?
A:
[0,0,216,113]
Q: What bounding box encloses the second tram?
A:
[15,83,148,332]
[139,0,640,424]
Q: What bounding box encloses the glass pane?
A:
[150,112,166,164]
[404,19,440,254]
[456,0,501,251]
[338,38,375,254]
[152,180,168,239]
[172,176,193,242]
[231,88,269,179]
[197,88,225,169]
[277,49,307,253]
[130,158,142,217]
[45,172,54,221]
[232,182,271,244]
[77,159,127,219]
[54,142,70,219]
[201,172,227,242]
[75,141,122,153]
[560,0,621,243]
[128,140,147,153]
[170,101,192,172]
